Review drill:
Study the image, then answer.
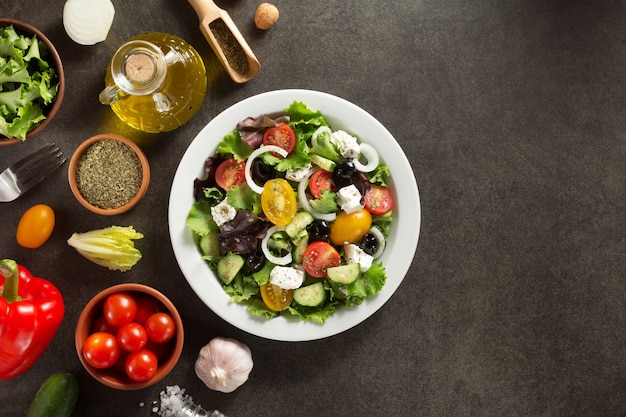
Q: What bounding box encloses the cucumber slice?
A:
[199,230,220,260]
[293,236,309,264]
[326,262,360,284]
[217,253,245,284]
[26,373,78,417]
[293,281,326,307]
[310,154,336,172]
[285,211,314,239]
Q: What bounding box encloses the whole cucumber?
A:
[26,372,79,417]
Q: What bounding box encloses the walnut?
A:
[254,3,279,30]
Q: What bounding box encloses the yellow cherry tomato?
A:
[329,208,372,246]
[16,204,55,248]
[261,178,297,226]
[260,281,294,312]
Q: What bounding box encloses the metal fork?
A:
[0,143,66,202]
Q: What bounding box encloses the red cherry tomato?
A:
[146,339,174,361]
[301,241,341,278]
[133,296,161,325]
[263,123,296,154]
[91,314,119,335]
[215,158,246,191]
[83,332,120,369]
[364,184,394,215]
[145,312,176,343]
[117,322,148,352]
[309,169,335,199]
[104,292,138,327]
[125,349,158,382]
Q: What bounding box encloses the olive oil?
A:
[102,32,207,133]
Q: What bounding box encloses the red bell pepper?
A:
[0,259,64,380]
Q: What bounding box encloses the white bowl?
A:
[168,89,420,341]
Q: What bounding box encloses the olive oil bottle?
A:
[100,32,207,133]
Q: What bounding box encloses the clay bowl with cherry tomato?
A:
[75,283,183,390]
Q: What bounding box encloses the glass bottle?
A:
[99,32,207,133]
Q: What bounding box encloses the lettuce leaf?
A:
[67,226,143,272]
[0,25,59,140]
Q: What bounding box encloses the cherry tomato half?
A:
[83,332,120,369]
[215,158,246,191]
[302,241,341,278]
[263,124,296,154]
[125,349,158,382]
[117,322,148,352]
[261,178,297,226]
[16,204,55,248]
[329,208,372,245]
[309,169,335,199]
[364,184,394,215]
[104,292,138,327]
[145,312,176,343]
[260,281,294,311]
[133,295,161,325]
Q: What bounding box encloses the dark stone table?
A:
[1,0,624,415]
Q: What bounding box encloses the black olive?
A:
[245,250,266,274]
[308,219,331,242]
[251,158,275,184]
[332,160,356,189]
[360,233,379,256]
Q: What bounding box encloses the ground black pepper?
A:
[209,19,249,75]
[75,139,143,209]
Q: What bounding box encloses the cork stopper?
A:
[125,53,155,84]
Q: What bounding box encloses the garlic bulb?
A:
[194,337,253,393]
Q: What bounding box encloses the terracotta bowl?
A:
[0,18,65,145]
[68,133,150,215]
[75,283,184,390]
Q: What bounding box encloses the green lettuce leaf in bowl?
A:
[0,25,59,140]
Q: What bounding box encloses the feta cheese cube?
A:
[285,163,313,182]
[330,130,360,159]
[336,184,364,214]
[344,243,373,272]
[269,266,305,290]
[211,198,237,227]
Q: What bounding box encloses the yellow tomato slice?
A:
[260,282,294,312]
[261,178,297,226]
[329,208,372,245]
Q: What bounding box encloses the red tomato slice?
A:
[309,169,335,199]
[364,184,394,215]
[215,158,246,191]
[263,124,296,154]
[302,241,341,278]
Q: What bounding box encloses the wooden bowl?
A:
[68,134,150,215]
[0,18,65,145]
[75,283,184,390]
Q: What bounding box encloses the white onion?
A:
[368,226,386,259]
[297,170,337,222]
[63,0,115,45]
[312,126,332,141]
[261,226,292,265]
[244,145,288,194]
[353,143,379,173]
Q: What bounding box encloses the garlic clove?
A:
[194,337,253,393]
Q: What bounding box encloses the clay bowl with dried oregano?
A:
[68,133,150,215]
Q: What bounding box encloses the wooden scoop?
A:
[187,0,261,83]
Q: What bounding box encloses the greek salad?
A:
[186,101,394,323]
